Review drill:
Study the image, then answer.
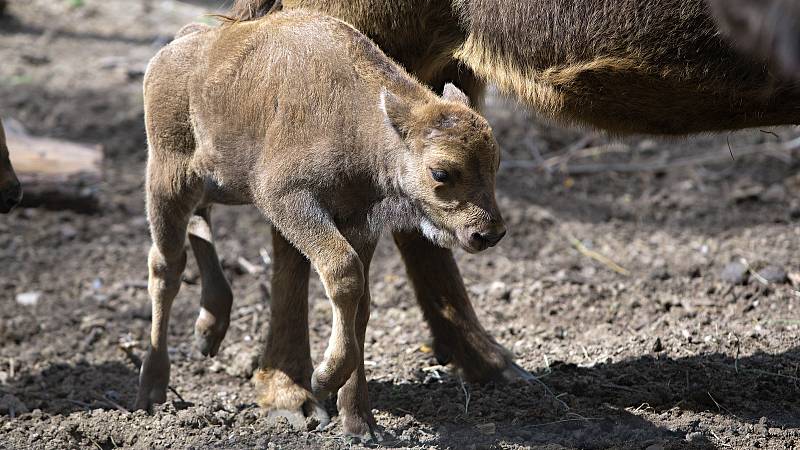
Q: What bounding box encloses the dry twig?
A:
[566,234,630,276]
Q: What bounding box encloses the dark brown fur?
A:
[232,0,800,134]
[0,119,22,214]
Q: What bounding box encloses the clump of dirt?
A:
[1,1,799,449]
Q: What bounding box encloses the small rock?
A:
[60,224,78,240]
[757,265,788,284]
[15,291,41,306]
[720,261,748,285]
[645,444,665,450]
[649,267,671,281]
[487,281,511,301]
[760,184,787,203]
[685,431,704,442]
[0,394,28,417]
[731,184,764,203]
[208,360,225,373]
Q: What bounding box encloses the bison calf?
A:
[136,10,504,438]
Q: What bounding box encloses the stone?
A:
[720,261,748,285]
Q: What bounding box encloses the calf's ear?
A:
[381,87,413,138]
[442,83,470,106]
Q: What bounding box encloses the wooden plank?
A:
[4,118,103,213]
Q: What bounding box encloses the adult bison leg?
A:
[392,231,532,382]
[254,227,328,429]
[392,64,532,383]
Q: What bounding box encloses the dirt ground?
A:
[2,1,800,449]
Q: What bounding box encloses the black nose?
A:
[471,229,507,248]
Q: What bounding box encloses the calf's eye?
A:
[430,169,449,183]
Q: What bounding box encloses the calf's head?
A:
[382,83,505,253]
[0,120,22,213]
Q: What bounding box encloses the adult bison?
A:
[226,0,800,430]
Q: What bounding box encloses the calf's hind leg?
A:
[188,206,233,357]
[135,176,200,410]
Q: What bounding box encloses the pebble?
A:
[487,281,511,301]
[15,291,41,306]
[761,184,787,203]
[685,431,704,442]
[757,265,788,284]
[720,261,748,285]
[60,224,78,240]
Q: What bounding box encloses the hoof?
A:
[344,426,384,443]
[341,410,381,442]
[496,360,536,383]
[255,368,329,430]
[135,349,170,411]
[267,401,330,431]
[133,385,167,411]
[194,308,229,357]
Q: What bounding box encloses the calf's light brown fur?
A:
[136,10,504,438]
[0,119,22,214]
